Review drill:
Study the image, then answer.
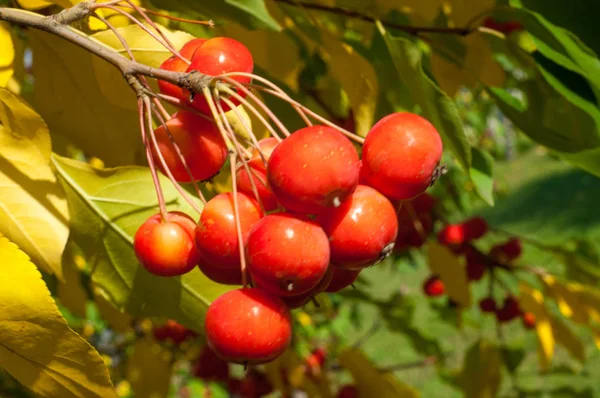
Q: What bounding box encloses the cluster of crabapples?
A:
[133,35,444,365]
[423,217,535,329]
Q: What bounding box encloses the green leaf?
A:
[225,0,280,31]
[501,346,526,374]
[512,0,600,56]
[458,340,502,398]
[469,147,494,206]
[52,156,232,331]
[149,0,280,31]
[376,22,471,171]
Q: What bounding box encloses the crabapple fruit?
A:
[152,110,227,182]
[195,192,263,269]
[280,265,334,309]
[192,345,229,382]
[479,297,497,313]
[522,312,536,329]
[423,275,445,297]
[204,288,292,364]
[325,267,360,293]
[158,38,206,101]
[247,213,330,296]
[236,137,281,211]
[317,185,398,269]
[267,125,360,214]
[198,261,243,285]
[134,212,200,277]
[185,37,254,114]
[361,112,443,200]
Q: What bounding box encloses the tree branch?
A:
[271,0,475,36]
[0,6,210,95]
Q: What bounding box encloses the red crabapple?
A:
[195,192,263,269]
[317,185,398,269]
[204,288,292,364]
[479,297,497,313]
[152,110,227,182]
[423,275,445,297]
[491,238,522,261]
[192,345,230,382]
[185,37,254,114]
[267,125,360,214]
[236,137,280,211]
[247,213,330,296]
[463,216,488,240]
[325,267,360,293]
[158,38,207,102]
[280,265,334,309]
[437,224,467,246]
[337,385,359,398]
[522,312,536,329]
[134,212,200,277]
[152,320,195,345]
[198,261,242,285]
[361,112,443,200]
[465,248,487,282]
[496,296,521,323]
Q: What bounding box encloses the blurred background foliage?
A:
[1,0,600,397]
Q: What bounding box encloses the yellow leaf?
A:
[15,0,53,10]
[520,283,555,371]
[339,349,419,398]
[441,0,495,26]
[222,24,304,91]
[0,23,14,68]
[93,286,132,333]
[427,242,471,306]
[319,33,378,137]
[91,24,195,111]
[542,275,590,325]
[550,316,586,363]
[459,340,501,398]
[592,329,600,350]
[0,235,116,398]
[126,337,173,398]
[29,30,142,166]
[0,23,14,87]
[430,52,466,97]
[0,88,69,279]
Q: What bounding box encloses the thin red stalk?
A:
[105,3,214,26]
[229,151,248,287]
[139,98,167,221]
[99,4,186,63]
[250,84,312,126]
[152,97,171,121]
[122,0,189,65]
[214,84,282,140]
[224,72,364,144]
[215,93,266,214]
[151,106,207,205]
[214,78,290,137]
[152,93,214,122]
[144,97,203,216]
[404,201,427,241]
[222,72,312,126]
[218,95,264,158]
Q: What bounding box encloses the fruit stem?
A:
[113,3,214,26]
[215,78,290,137]
[151,106,207,205]
[221,72,312,126]
[224,72,365,144]
[139,98,168,222]
[98,3,189,65]
[230,151,249,288]
[143,97,204,215]
[404,201,428,241]
[216,95,267,214]
[218,95,264,160]
[213,84,282,141]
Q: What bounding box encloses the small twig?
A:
[271,0,475,36]
[351,320,381,349]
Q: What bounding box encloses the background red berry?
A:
[423,276,445,297]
